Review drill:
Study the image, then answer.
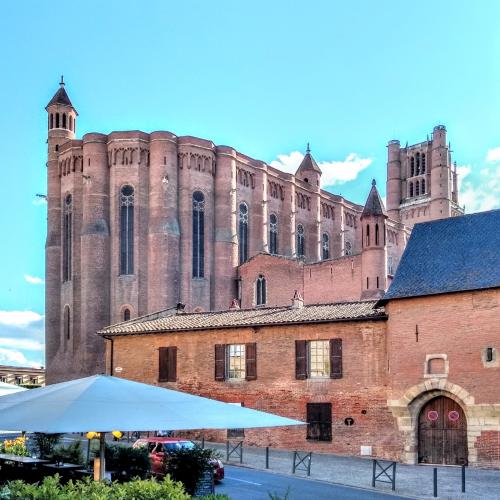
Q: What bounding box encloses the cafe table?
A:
[0,453,49,464]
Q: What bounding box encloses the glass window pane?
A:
[309,340,330,377]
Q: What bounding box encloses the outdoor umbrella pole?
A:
[99,432,106,481]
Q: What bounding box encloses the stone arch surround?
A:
[387,379,500,465]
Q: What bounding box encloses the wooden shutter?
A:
[215,344,226,381]
[245,343,257,381]
[159,347,177,382]
[330,338,342,379]
[295,340,308,380]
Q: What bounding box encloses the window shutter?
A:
[330,338,342,379]
[215,344,226,381]
[167,346,177,382]
[295,340,308,380]
[245,343,257,381]
[158,347,169,382]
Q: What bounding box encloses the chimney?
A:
[291,290,304,309]
[176,302,186,314]
[229,298,241,310]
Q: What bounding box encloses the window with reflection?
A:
[269,214,278,255]
[239,203,249,264]
[120,185,134,275]
[192,191,205,278]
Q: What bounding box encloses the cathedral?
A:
[44,80,463,383]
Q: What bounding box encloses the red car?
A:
[133,437,224,481]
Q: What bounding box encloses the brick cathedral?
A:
[45,80,463,383]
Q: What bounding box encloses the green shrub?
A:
[30,433,63,459]
[49,440,84,465]
[163,446,220,496]
[91,443,151,481]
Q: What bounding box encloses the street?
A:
[216,465,411,500]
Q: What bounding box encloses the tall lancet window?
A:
[256,274,266,306]
[322,233,330,260]
[120,185,134,275]
[297,224,305,258]
[63,194,72,282]
[192,191,205,278]
[239,202,249,264]
[269,213,278,255]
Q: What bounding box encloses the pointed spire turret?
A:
[361,179,387,219]
[296,143,321,176]
[46,76,77,113]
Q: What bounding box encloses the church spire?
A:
[361,179,387,218]
[46,77,77,113]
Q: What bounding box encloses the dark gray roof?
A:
[380,210,500,303]
[296,152,322,175]
[98,300,385,336]
[361,180,387,218]
[46,85,75,110]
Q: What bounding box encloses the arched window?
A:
[56,113,60,128]
[409,182,414,197]
[69,115,73,131]
[120,185,134,275]
[421,178,426,194]
[421,153,426,173]
[192,191,205,278]
[64,305,71,340]
[416,152,420,175]
[345,241,352,256]
[256,274,266,306]
[297,224,305,258]
[239,203,249,264]
[269,214,278,255]
[375,224,380,245]
[62,113,67,129]
[322,233,330,260]
[63,194,72,281]
[410,157,415,177]
[123,308,131,321]
[50,113,54,129]
[366,224,370,246]
[416,180,420,196]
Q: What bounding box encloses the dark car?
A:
[133,437,224,481]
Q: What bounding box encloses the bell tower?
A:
[45,77,78,380]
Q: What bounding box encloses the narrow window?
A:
[409,182,414,197]
[322,233,330,260]
[297,224,305,258]
[345,241,352,256]
[69,115,73,131]
[309,340,330,378]
[256,274,266,306]
[192,191,205,278]
[269,214,278,255]
[56,113,60,128]
[410,157,415,177]
[158,346,177,382]
[486,347,494,363]
[416,180,420,196]
[307,403,332,441]
[62,113,67,129]
[375,224,379,245]
[377,276,380,288]
[228,344,246,380]
[63,305,71,340]
[50,113,54,129]
[123,308,131,321]
[63,194,72,281]
[120,185,134,275]
[421,153,426,173]
[416,152,420,175]
[367,277,369,289]
[239,203,249,264]
[366,224,370,246]
[421,178,426,194]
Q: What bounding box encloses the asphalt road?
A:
[216,465,412,500]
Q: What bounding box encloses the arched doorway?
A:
[418,396,468,465]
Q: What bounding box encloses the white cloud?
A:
[24,274,45,285]
[270,151,372,188]
[0,348,28,365]
[32,197,47,206]
[486,147,500,163]
[0,338,44,351]
[0,311,43,327]
[458,149,500,213]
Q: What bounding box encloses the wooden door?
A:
[418,396,467,465]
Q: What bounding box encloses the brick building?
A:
[99,210,500,467]
[0,365,45,387]
[44,80,463,382]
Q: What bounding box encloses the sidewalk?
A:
[203,442,500,500]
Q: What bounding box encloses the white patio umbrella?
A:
[0,382,27,434]
[0,375,303,480]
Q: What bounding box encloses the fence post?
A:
[372,459,376,487]
[201,435,205,449]
[433,468,437,498]
[461,465,465,493]
[307,453,311,476]
[226,441,229,461]
[392,461,396,491]
[240,442,243,464]
[292,451,297,474]
[265,447,269,469]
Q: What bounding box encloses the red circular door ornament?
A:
[448,410,460,422]
[427,410,439,421]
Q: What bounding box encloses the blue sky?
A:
[1,1,499,368]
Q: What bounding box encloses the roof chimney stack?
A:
[176,302,186,314]
[291,290,304,309]
[229,298,241,310]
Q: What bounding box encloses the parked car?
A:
[133,437,224,481]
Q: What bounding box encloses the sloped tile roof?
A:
[98,301,385,336]
[361,180,387,218]
[380,209,500,303]
[296,152,322,174]
[46,86,74,109]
